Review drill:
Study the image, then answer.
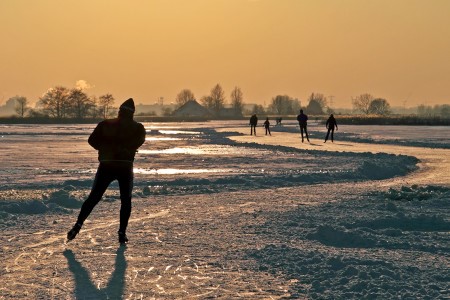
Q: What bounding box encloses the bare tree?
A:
[200,95,214,111]
[352,93,373,114]
[99,94,115,119]
[68,89,92,118]
[200,84,225,115]
[12,96,29,117]
[210,84,225,115]
[368,98,391,115]
[269,95,299,115]
[175,89,195,108]
[230,86,244,115]
[38,86,70,118]
[251,104,265,114]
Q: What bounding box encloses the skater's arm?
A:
[88,123,104,150]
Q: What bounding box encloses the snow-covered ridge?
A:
[246,185,450,299]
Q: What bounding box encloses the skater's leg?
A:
[325,128,330,142]
[305,125,310,142]
[300,127,304,142]
[331,128,334,142]
[117,164,133,235]
[76,164,113,226]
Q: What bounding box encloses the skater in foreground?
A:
[297,109,310,143]
[67,98,146,244]
[324,114,338,143]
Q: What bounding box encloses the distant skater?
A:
[67,98,146,244]
[264,117,271,136]
[249,114,258,135]
[276,117,282,125]
[324,114,338,143]
[297,109,310,143]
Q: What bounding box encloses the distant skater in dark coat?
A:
[67,98,146,244]
[297,109,310,143]
[324,114,338,143]
[249,114,258,135]
[263,117,271,136]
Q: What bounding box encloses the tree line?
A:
[4,87,116,119]
[174,84,332,116]
[5,83,443,119]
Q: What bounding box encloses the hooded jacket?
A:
[88,117,146,163]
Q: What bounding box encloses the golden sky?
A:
[1,0,449,108]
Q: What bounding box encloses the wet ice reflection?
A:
[158,130,201,135]
[139,145,263,156]
[133,168,232,175]
[145,137,181,141]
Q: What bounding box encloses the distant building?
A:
[172,100,213,118]
[218,107,242,118]
[135,103,175,116]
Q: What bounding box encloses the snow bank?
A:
[245,184,450,298]
[375,184,450,201]
[248,245,448,299]
[0,187,85,215]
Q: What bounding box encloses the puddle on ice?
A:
[145,137,181,141]
[139,145,260,155]
[158,130,201,135]
[140,148,204,155]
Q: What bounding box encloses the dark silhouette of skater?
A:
[67,98,146,244]
[263,117,271,136]
[297,109,310,143]
[249,114,258,135]
[64,247,127,299]
[276,117,282,125]
[324,114,338,143]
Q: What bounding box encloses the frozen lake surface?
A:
[0,121,449,299]
[0,121,430,191]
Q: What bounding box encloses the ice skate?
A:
[67,223,82,241]
[118,231,129,244]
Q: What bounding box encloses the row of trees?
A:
[38,87,115,119]
[174,85,333,116]
[417,104,450,117]
[175,84,244,116]
[5,87,116,119]
[248,93,329,115]
[352,93,391,115]
[3,86,402,119]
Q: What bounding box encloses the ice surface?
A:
[0,121,449,299]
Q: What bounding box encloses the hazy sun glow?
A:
[1,0,449,107]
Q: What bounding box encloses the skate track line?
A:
[23,209,170,249]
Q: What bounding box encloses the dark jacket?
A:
[326,116,338,130]
[249,115,258,126]
[297,113,308,126]
[88,117,146,163]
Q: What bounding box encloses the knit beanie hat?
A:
[120,98,135,113]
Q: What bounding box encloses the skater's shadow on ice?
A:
[307,142,322,147]
[64,246,127,299]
